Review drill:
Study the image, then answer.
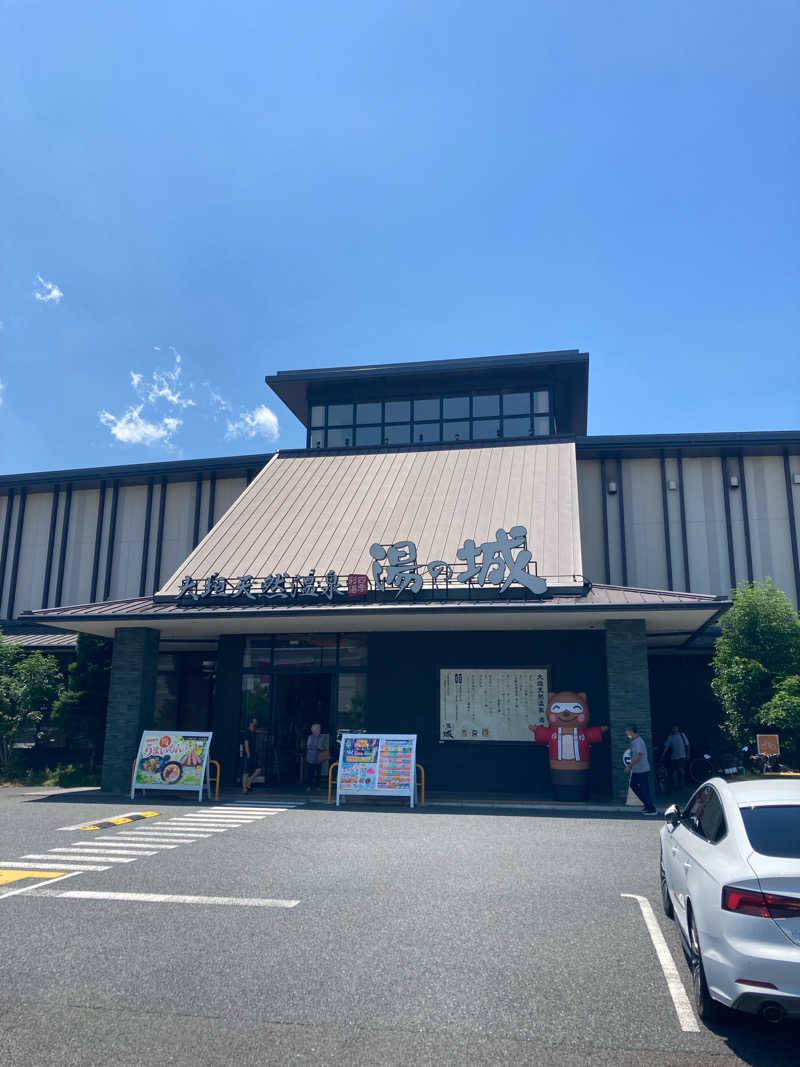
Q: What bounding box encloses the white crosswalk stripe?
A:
[0,860,111,872]
[91,838,179,849]
[0,802,293,894]
[184,813,263,819]
[52,846,158,856]
[118,833,208,841]
[24,852,137,864]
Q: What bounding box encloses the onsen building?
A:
[4,348,800,800]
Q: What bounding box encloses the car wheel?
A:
[660,854,674,918]
[688,912,716,1022]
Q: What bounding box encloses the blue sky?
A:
[1,1,798,473]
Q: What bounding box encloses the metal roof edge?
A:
[27,597,729,626]
[0,452,273,491]
[273,436,579,460]
[577,431,800,457]
[265,349,588,385]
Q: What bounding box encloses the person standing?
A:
[242,717,261,793]
[305,723,327,792]
[661,725,690,789]
[624,723,657,815]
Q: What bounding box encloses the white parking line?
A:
[621,893,700,1033]
[0,871,83,901]
[55,890,300,908]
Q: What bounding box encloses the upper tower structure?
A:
[265,348,589,450]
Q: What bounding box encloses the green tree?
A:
[712,579,800,756]
[51,634,113,770]
[0,642,64,773]
[759,676,800,761]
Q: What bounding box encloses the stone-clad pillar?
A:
[101,627,159,793]
[605,619,653,802]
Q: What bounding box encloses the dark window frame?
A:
[306,387,553,449]
[681,784,728,844]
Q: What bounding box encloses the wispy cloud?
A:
[99,348,279,450]
[204,384,231,415]
[99,406,182,446]
[225,404,280,442]
[33,274,63,304]
[0,380,5,408]
[131,348,195,408]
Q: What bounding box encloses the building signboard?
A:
[439,669,549,742]
[173,524,548,606]
[131,731,213,801]
[335,733,417,807]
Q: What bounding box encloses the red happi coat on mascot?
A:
[529,691,608,801]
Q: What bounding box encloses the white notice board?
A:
[335,734,417,807]
[440,669,549,742]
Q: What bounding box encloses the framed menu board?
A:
[131,731,212,801]
[335,734,417,807]
[440,669,549,742]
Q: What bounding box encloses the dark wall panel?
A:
[367,629,611,797]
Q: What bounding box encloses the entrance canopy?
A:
[28,583,728,647]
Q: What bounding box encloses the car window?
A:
[740,805,800,858]
[681,785,727,843]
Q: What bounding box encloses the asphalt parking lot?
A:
[0,786,797,1066]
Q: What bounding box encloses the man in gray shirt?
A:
[662,725,690,788]
[625,723,657,815]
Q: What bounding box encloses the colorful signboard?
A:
[757,733,780,757]
[439,668,549,742]
[131,731,213,801]
[335,734,417,807]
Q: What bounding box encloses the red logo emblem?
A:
[347,574,369,597]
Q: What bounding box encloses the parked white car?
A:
[659,777,800,1024]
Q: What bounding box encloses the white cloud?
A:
[0,380,5,407]
[99,347,278,451]
[131,348,195,408]
[99,405,182,446]
[226,404,279,442]
[33,274,63,304]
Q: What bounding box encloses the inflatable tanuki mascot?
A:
[529,692,608,802]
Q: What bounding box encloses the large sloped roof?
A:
[157,441,585,597]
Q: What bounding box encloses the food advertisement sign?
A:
[439,668,549,742]
[131,731,213,801]
[336,734,417,808]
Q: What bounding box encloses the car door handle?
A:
[683,861,691,870]
[671,847,679,856]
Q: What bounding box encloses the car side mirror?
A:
[664,803,681,828]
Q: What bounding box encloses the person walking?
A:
[305,723,328,793]
[242,717,261,793]
[661,725,690,789]
[624,723,657,815]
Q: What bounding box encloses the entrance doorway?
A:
[270,673,332,785]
